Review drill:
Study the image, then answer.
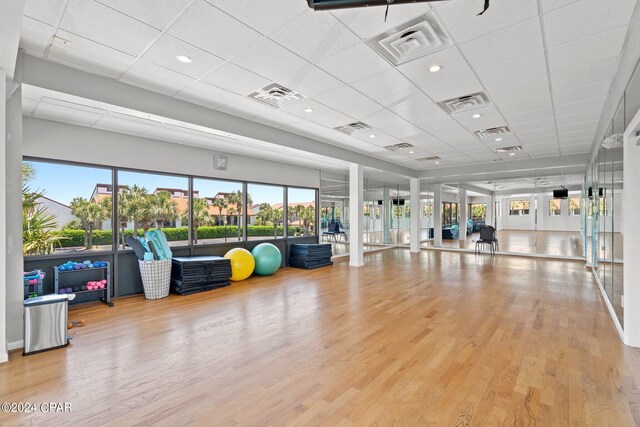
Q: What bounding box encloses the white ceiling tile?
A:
[547,26,628,72]
[210,0,308,36]
[174,81,240,110]
[59,0,161,56]
[331,3,432,39]
[459,18,543,70]
[141,34,225,79]
[490,78,551,108]
[353,130,397,146]
[24,0,66,25]
[34,100,104,127]
[20,16,55,57]
[270,10,361,63]
[386,92,446,117]
[230,37,307,87]
[288,64,344,99]
[552,79,612,107]
[516,126,558,140]
[556,121,597,135]
[543,0,636,47]
[22,98,39,116]
[313,85,383,119]
[201,62,271,96]
[350,69,416,104]
[436,0,539,43]
[397,47,471,88]
[540,0,580,13]
[555,110,602,127]
[499,94,552,116]
[476,50,548,89]
[361,110,424,138]
[451,105,505,128]
[281,99,354,128]
[95,0,192,31]
[120,60,195,96]
[510,118,557,134]
[403,132,442,146]
[504,107,555,125]
[47,29,137,79]
[422,72,483,102]
[550,57,619,92]
[168,0,263,60]
[92,113,157,135]
[316,43,393,84]
[216,97,273,120]
[554,96,606,117]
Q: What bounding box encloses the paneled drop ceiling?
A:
[19,0,639,172]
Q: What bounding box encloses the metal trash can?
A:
[23,294,69,356]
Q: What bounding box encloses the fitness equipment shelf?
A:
[53,262,113,307]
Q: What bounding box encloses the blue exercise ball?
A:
[251,243,282,276]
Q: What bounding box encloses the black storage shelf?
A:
[53,262,113,307]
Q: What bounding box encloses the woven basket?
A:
[138,259,172,300]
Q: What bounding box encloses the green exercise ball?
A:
[251,243,282,276]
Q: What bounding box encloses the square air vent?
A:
[496,145,524,153]
[384,142,414,152]
[248,83,305,108]
[474,126,512,138]
[334,121,372,135]
[367,13,452,66]
[418,156,441,162]
[438,92,491,114]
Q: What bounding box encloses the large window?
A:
[569,197,581,216]
[509,200,530,216]
[549,199,561,216]
[288,188,316,237]
[22,160,112,255]
[470,204,486,220]
[117,171,189,248]
[248,183,283,240]
[193,178,243,244]
[442,202,459,226]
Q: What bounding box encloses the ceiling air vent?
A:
[601,133,623,149]
[367,12,452,66]
[496,145,524,153]
[248,83,305,108]
[438,92,491,114]
[418,156,441,162]
[474,126,512,138]
[334,121,372,135]
[384,142,415,152]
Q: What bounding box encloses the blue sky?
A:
[27,161,315,206]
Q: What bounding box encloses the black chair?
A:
[475,226,498,255]
[322,222,337,242]
[334,221,347,241]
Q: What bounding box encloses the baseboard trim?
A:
[419,245,585,262]
[591,268,625,343]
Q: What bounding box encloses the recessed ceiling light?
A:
[435,161,440,164]
[176,55,192,64]
[509,152,516,156]
[495,138,503,142]
[429,65,442,73]
[304,108,314,113]
[369,134,376,139]
[472,114,482,119]
[409,151,414,154]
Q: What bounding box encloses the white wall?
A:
[37,197,74,229]
[497,193,587,232]
[23,117,321,189]
[1,70,7,363]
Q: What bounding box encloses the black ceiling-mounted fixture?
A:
[306,0,490,15]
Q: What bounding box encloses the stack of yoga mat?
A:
[289,244,333,270]
[171,256,232,295]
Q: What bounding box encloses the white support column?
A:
[349,163,364,267]
[5,80,22,351]
[0,71,7,363]
[459,188,467,241]
[486,194,494,227]
[410,178,420,253]
[382,185,390,244]
[433,184,442,247]
[623,110,640,347]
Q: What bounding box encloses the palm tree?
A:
[212,197,228,226]
[256,203,272,226]
[151,190,178,229]
[127,185,150,237]
[70,197,105,249]
[189,198,211,244]
[225,191,252,241]
[112,188,134,249]
[301,205,315,236]
[226,206,237,241]
[269,208,283,238]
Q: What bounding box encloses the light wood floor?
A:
[2,249,639,426]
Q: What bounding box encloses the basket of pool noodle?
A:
[127,230,173,300]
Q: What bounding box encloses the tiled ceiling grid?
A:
[19,0,638,171]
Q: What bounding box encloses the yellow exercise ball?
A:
[224,248,255,281]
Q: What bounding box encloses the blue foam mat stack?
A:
[171,256,232,295]
[289,244,333,270]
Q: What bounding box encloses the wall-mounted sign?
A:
[214,154,227,170]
